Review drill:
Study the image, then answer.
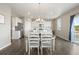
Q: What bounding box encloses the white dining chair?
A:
[28,32,40,55]
[41,33,53,55]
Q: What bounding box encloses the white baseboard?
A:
[0,42,11,50]
[57,35,69,41]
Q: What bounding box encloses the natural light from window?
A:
[57,18,61,31]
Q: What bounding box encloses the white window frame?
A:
[0,14,4,24]
[57,18,61,31]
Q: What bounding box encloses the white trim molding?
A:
[0,43,11,50]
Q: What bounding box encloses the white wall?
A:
[24,18,32,37]
[12,17,22,39]
[54,6,79,41]
[24,18,32,52]
[0,5,11,50]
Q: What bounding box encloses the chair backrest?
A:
[28,32,39,48]
[41,33,52,48]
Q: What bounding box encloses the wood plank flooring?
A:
[0,39,26,55]
[0,37,79,55]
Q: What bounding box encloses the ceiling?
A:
[4,3,79,19]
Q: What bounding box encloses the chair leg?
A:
[38,47,39,55]
[53,46,55,51]
[53,41,55,51]
[28,48,30,55]
[41,47,43,55]
[53,37,55,52]
[50,47,52,55]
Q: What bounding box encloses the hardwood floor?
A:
[0,37,79,55]
[0,39,26,55]
[54,37,79,55]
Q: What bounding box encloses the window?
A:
[71,14,79,43]
[57,18,61,30]
[0,15,4,24]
